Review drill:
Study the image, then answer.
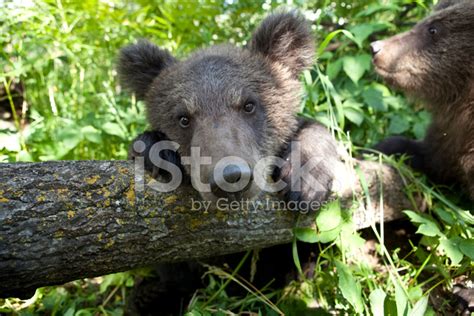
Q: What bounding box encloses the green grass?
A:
[1,0,473,315]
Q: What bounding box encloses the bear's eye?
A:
[179,116,190,128]
[428,26,438,36]
[243,102,256,114]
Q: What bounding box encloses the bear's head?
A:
[370,0,474,107]
[118,13,315,202]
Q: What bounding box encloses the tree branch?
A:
[0,160,414,298]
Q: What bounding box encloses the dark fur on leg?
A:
[373,136,427,172]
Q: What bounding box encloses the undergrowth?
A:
[0,0,472,315]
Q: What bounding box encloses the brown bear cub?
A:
[119,12,344,208]
[371,0,474,200]
[118,12,344,314]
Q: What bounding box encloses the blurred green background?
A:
[2,1,473,315]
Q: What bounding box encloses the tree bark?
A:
[0,160,414,298]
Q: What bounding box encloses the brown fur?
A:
[371,0,474,200]
[118,13,344,315]
[119,12,341,204]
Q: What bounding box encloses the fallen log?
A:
[0,159,414,298]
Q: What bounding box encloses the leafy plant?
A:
[1,0,472,315]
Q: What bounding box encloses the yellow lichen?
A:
[36,195,46,202]
[67,210,75,219]
[173,206,186,213]
[164,195,178,205]
[125,186,136,207]
[189,218,203,230]
[0,197,9,203]
[97,233,103,241]
[85,175,100,185]
[54,230,65,238]
[105,239,115,249]
[102,188,111,198]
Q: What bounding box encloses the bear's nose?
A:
[370,41,383,56]
[210,164,253,197]
[223,164,245,183]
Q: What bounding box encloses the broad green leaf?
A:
[459,238,474,260]
[394,281,409,316]
[81,125,102,144]
[335,261,364,314]
[369,289,386,316]
[338,223,365,254]
[317,226,342,243]
[294,227,319,243]
[327,59,343,80]
[64,306,75,316]
[363,88,386,111]
[439,238,463,265]
[343,54,371,84]
[316,200,342,232]
[102,122,126,139]
[388,115,410,134]
[432,207,455,225]
[343,100,365,126]
[409,296,428,316]
[350,23,389,46]
[404,211,442,237]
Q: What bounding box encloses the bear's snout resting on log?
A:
[371,0,474,200]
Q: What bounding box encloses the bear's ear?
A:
[249,12,315,77]
[117,40,176,100]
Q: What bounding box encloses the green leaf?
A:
[292,238,303,275]
[369,289,386,316]
[316,200,342,232]
[342,99,365,126]
[64,306,75,316]
[350,23,389,46]
[404,211,442,237]
[439,238,463,265]
[409,296,428,316]
[394,281,409,316]
[318,29,357,56]
[81,125,102,144]
[327,59,343,80]
[459,238,474,260]
[343,54,371,84]
[294,227,319,243]
[317,227,342,243]
[335,261,364,314]
[432,207,455,225]
[102,122,126,139]
[362,88,386,111]
[388,114,410,134]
